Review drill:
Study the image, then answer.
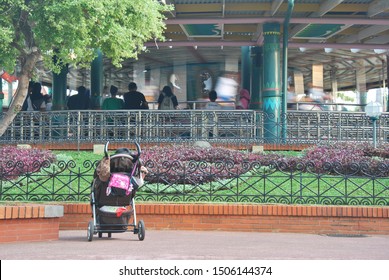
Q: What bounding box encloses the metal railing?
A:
[0,110,388,147]
[0,159,388,205]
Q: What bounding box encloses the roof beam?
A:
[145,40,389,50]
[290,42,389,50]
[368,0,389,17]
[290,0,344,38]
[174,4,222,13]
[165,17,389,26]
[269,0,283,16]
[338,25,389,43]
[364,35,389,44]
[317,0,345,16]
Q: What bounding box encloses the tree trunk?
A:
[0,52,40,137]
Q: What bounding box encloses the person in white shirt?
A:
[204,90,222,110]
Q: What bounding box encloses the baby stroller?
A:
[87,141,146,241]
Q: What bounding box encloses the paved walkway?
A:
[1,230,389,260]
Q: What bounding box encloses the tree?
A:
[0,0,172,136]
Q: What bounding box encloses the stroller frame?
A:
[87,141,145,241]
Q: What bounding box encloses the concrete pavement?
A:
[1,230,389,260]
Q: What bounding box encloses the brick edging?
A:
[60,203,389,235]
[0,204,64,219]
[62,203,389,218]
[135,204,389,218]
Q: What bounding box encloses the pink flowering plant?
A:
[301,142,389,175]
[141,145,263,185]
[141,143,389,186]
[0,146,56,180]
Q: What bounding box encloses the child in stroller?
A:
[87,142,148,241]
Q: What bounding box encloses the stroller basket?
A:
[97,207,133,231]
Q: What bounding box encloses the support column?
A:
[241,46,251,92]
[310,63,324,102]
[330,68,338,110]
[52,64,68,139]
[52,65,68,110]
[90,49,103,109]
[331,68,338,100]
[262,23,281,143]
[225,57,239,72]
[294,71,304,95]
[356,59,367,111]
[250,46,262,110]
[187,64,197,107]
[312,64,324,90]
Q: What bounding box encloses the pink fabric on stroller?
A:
[106,173,133,196]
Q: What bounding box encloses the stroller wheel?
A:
[87,220,94,242]
[137,220,145,241]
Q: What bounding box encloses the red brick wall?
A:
[0,218,60,243]
[0,205,60,243]
[3,203,387,244]
[61,203,389,235]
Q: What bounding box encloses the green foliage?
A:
[0,0,173,73]
[337,91,356,102]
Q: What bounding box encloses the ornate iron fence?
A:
[0,110,388,147]
[1,159,388,205]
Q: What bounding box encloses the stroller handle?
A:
[104,141,140,158]
[104,141,109,158]
[135,142,141,157]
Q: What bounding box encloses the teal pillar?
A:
[91,49,103,109]
[360,93,367,111]
[52,64,68,110]
[250,46,262,110]
[187,65,197,107]
[263,23,281,143]
[282,0,294,141]
[241,46,251,92]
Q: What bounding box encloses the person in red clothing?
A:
[236,88,250,109]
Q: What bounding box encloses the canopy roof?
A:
[41,0,389,91]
